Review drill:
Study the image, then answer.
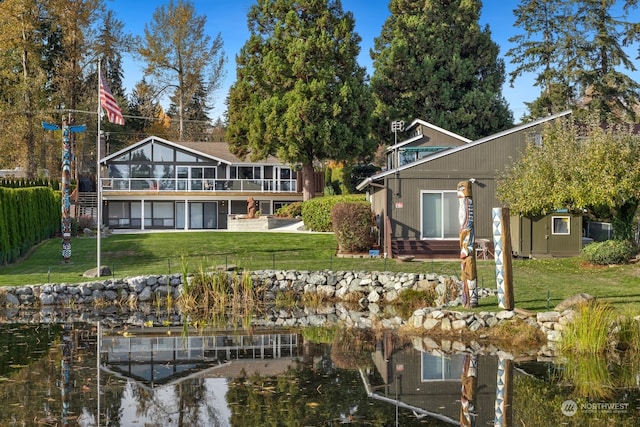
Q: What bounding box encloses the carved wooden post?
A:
[460,354,478,427]
[42,120,86,263]
[61,121,72,262]
[494,356,513,427]
[492,207,514,310]
[458,181,477,308]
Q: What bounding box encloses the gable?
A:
[359,110,572,190]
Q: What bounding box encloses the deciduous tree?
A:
[497,116,640,241]
[138,0,226,141]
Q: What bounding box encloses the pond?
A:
[1,318,640,426]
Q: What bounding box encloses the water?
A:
[1,321,639,426]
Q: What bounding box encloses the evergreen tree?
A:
[167,74,211,141]
[573,0,640,121]
[507,0,577,119]
[370,0,512,142]
[509,0,640,122]
[226,0,374,201]
[128,78,163,140]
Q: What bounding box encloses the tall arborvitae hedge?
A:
[0,187,60,265]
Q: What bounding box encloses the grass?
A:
[0,231,639,314]
[559,301,614,354]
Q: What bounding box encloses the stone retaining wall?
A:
[0,270,572,354]
[0,270,464,308]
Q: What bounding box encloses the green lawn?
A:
[1,231,638,314]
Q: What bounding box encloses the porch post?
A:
[140,198,145,230]
[184,199,189,230]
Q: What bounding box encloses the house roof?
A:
[385,119,472,153]
[357,110,572,191]
[101,135,285,165]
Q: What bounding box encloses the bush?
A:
[301,194,367,232]
[275,202,302,218]
[581,239,637,265]
[331,201,375,253]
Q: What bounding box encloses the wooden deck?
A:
[391,239,495,260]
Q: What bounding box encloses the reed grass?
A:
[560,301,614,354]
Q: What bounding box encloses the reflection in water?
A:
[494,356,513,427]
[0,323,639,425]
[460,354,477,427]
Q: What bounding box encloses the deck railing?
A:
[100,177,298,193]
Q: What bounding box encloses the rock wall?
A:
[0,270,576,355]
[0,271,463,308]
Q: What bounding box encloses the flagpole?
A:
[97,61,102,277]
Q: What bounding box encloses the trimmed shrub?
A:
[581,239,637,265]
[331,201,375,253]
[0,187,60,265]
[301,194,367,232]
[275,202,303,218]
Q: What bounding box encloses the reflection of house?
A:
[99,328,301,388]
[98,136,321,230]
[367,346,500,425]
[358,111,584,259]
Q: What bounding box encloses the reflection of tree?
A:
[514,362,640,427]
[131,149,152,178]
[330,327,375,370]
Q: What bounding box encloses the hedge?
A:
[0,187,60,265]
[301,194,368,232]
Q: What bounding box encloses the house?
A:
[357,110,583,259]
[98,136,319,230]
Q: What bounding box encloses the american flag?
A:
[99,73,125,125]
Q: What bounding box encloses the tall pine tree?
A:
[509,0,640,122]
[370,0,512,142]
[226,0,374,200]
[507,0,577,119]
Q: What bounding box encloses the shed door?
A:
[531,216,549,255]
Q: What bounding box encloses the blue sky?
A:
[110,0,543,122]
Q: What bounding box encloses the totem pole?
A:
[457,180,477,308]
[492,207,514,310]
[460,354,478,427]
[42,120,86,263]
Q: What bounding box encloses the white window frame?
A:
[420,190,459,239]
[552,215,570,235]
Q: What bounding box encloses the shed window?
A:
[552,216,570,235]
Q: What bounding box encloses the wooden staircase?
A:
[75,192,98,221]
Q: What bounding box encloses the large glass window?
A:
[176,151,197,162]
[421,191,458,239]
[153,202,174,227]
[421,353,465,381]
[231,166,261,179]
[152,143,174,162]
[131,144,152,162]
[108,202,130,227]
